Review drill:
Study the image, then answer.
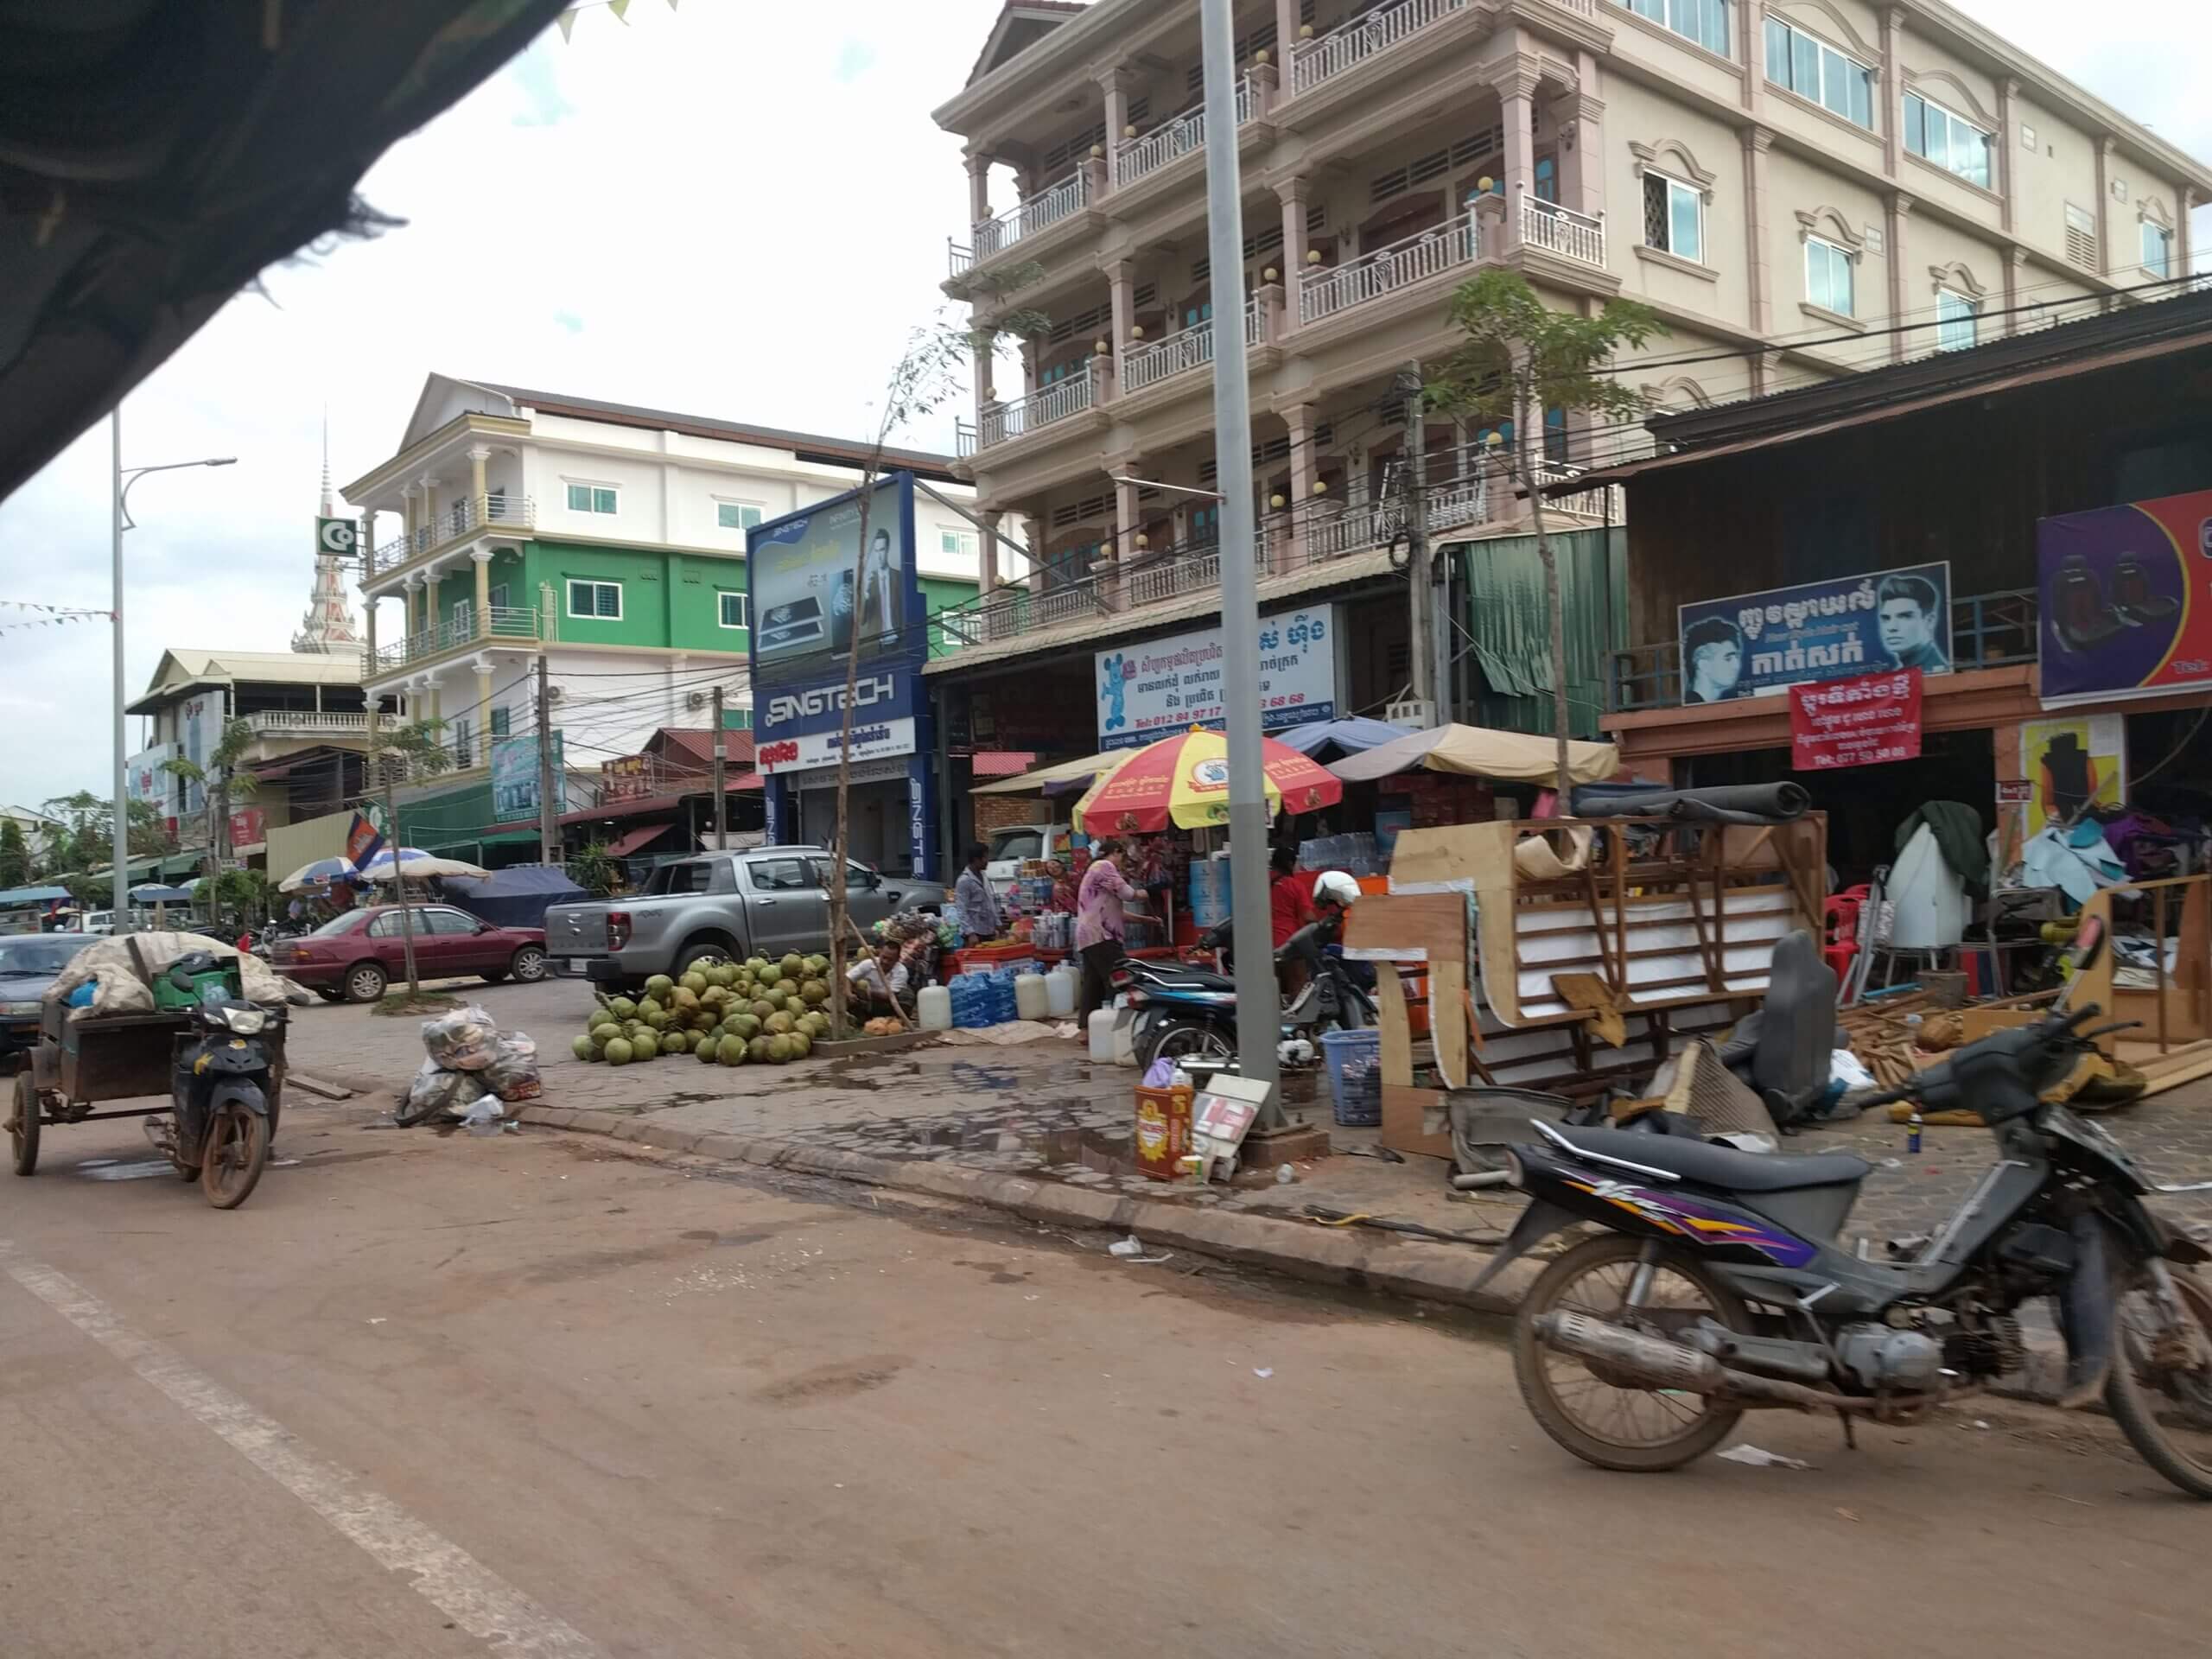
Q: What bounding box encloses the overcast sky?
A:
[0,0,2205,811]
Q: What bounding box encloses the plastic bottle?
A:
[918,982,953,1031]
[1088,1006,1119,1062]
[1045,963,1077,1017]
[1014,971,1050,1020]
[992,971,1019,1024]
[1907,1109,1924,1155]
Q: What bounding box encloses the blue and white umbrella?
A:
[277,848,431,893]
[357,849,488,882]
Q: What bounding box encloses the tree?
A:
[0,819,28,890]
[35,792,175,882]
[157,717,261,897]
[194,868,272,935]
[820,297,1044,1040]
[369,719,456,1004]
[1425,270,1662,798]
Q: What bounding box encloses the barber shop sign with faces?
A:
[1676,563,1953,705]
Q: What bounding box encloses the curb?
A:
[514,1105,1548,1314]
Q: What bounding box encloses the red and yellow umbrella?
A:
[1070,726,1344,835]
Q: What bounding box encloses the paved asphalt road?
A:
[3,1093,2208,1658]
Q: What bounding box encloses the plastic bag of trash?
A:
[421,1004,499,1071]
[460,1096,505,1137]
[397,1058,479,1126]
[483,1032,542,1102]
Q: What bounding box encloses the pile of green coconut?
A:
[571,955,836,1066]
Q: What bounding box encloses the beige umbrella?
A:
[1326,723,1620,786]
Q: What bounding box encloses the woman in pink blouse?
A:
[1074,838,1137,1018]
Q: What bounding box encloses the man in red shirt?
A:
[1269,845,1314,950]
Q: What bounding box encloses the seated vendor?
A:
[847,939,912,1020]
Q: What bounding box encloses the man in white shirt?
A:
[847,938,911,1020]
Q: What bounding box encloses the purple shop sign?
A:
[2037,489,2212,705]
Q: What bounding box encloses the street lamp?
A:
[111,408,236,931]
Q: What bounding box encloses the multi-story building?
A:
[930,0,2209,680]
[338,375,993,857]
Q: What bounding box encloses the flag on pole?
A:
[344,810,386,874]
[556,8,578,40]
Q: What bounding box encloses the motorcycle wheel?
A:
[2105,1265,2212,1499]
[1145,1018,1235,1071]
[1514,1234,1751,1473]
[200,1103,270,1211]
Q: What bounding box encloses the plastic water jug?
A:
[917,983,952,1031]
[1014,971,1050,1020]
[1045,963,1077,1017]
[1088,1007,1118,1062]
[991,972,1019,1024]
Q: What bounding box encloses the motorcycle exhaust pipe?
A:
[1533,1311,1885,1412]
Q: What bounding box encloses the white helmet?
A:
[1313,870,1361,910]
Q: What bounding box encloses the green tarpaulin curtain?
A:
[1452,527,1627,741]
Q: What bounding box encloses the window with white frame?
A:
[450,715,473,771]
[2143,220,2175,279]
[566,579,622,620]
[1764,17,1873,128]
[1642,171,1704,263]
[1936,289,1980,353]
[450,598,474,637]
[1904,92,1992,189]
[716,501,764,531]
[565,481,619,514]
[1805,238,1856,316]
[939,527,979,559]
[718,591,749,630]
[1621,0,1730,58]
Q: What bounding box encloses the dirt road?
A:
[2,1100,2202,1658]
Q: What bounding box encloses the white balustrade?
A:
[1114,76,1252,188]
[1519,196,1607,268]
[970,168,1090,261]
[975,364,1096,450]
[1292,0,1465,95]
[1299,219,1480,325]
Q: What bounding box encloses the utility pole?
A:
[535,655,560,867]
[382,753,421,1002]
[1397,364,1439,723]
[110,411,128,933]
[1198,0,1278,1094]
[710,683,729,852]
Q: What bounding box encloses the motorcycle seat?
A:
[1552,1125,1870,1192]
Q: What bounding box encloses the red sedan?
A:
[270,905,550,1003]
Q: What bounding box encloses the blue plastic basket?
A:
[1319,1027,1382,1127]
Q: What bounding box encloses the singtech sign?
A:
[747,474,924,760]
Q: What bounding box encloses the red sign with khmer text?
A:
[1789,668,1923,771]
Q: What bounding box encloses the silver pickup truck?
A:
[543,846,939,988]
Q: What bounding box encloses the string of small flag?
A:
[555,0,680,44]
[0,599,114,634]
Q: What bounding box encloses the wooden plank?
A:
[1374,966,1415,1089]
[1380,1083,1453,1160]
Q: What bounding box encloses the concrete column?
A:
[1255,276,1287,346]
[1285,402,1316,569]
[2094,137,2115,279]
[1496,61,1541,252]
[1107,259,1134,387]
[404,574,423,640]
[2000,246,2030,335]
[1885,192,1913,361]
[1113,474,1141,560]
[973,326,998,437]
[1740,0,1764,114]
[1560,73,1606,222]
[2183,190,2199,288]
[965,151,992,227]
[1878,6,1904,178]
[421,476,441,546]
[1996,78,2018,234]
[1276,0,1302,92]
[400,486,417,562]
[979,509,1001,592]
[1277,176,1310,334]
[467,444,490,528]
[1248,57,1278,121]
[1743,128,1774,337]
[1100,68,1130,191]
[471,546,494,639]
[473,657,493,767]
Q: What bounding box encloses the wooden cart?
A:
[9,999,285,1186]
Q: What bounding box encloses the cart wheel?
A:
[9,1072,39,1177]
[201,1103,269,1210]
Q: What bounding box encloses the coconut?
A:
[800,979,828,1006]
[788,1031,812,1058]
[645,974,675,1000]
[748,1035,774,1063]
[765,1010,795,1036]
[779,953,804,980]
[663,1029,690,1055]
[608,997,638,1020]
[569,1034,596,1060]
[604,1037,634,1066]
[632,1032,660,1061]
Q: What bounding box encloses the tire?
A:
[1514,1234,1750,1473]
[1144,1017,1235,1071]
[508,945,549,983]
[2105,1264,2212,1499]
[343,961,388,1004]
[200,1101,270,1210]
[676,939,737,974]
[9,1071,39,1177]
[315,988,345,1003]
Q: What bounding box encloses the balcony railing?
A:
[1122,529,1274,607]
[1300,217,1481,325]
[965,167,1091,273]
[958,363,1097,456]
[366,494,535,578]
[1521,196,1607,269]
[1114,75,1253,189]
[366,607,543,677]
[242,710,373,737]
[937,526,1281,645]
[1292,0,1465,96]
[1532,461,1624,522]
[1120,297,1266,394]
[1608,588,2040,713]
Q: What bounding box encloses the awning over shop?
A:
[972,750,1122,796]
[1271,718,1412,763]
[970,750,1039,777]
[1327,724,1621,786]
[605,823,677,859]
[0,884,73,906]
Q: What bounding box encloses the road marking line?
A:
[0,1239,607,1658]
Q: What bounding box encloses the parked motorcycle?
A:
[1115,915,1374,1070]
[143,955,280,1209]
[1472,918,2212,1498]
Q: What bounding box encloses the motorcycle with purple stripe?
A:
[1471,918,2212,1496]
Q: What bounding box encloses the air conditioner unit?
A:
[1385,697,1436,729]
[686,690,709,711]
[545,684,564,702]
